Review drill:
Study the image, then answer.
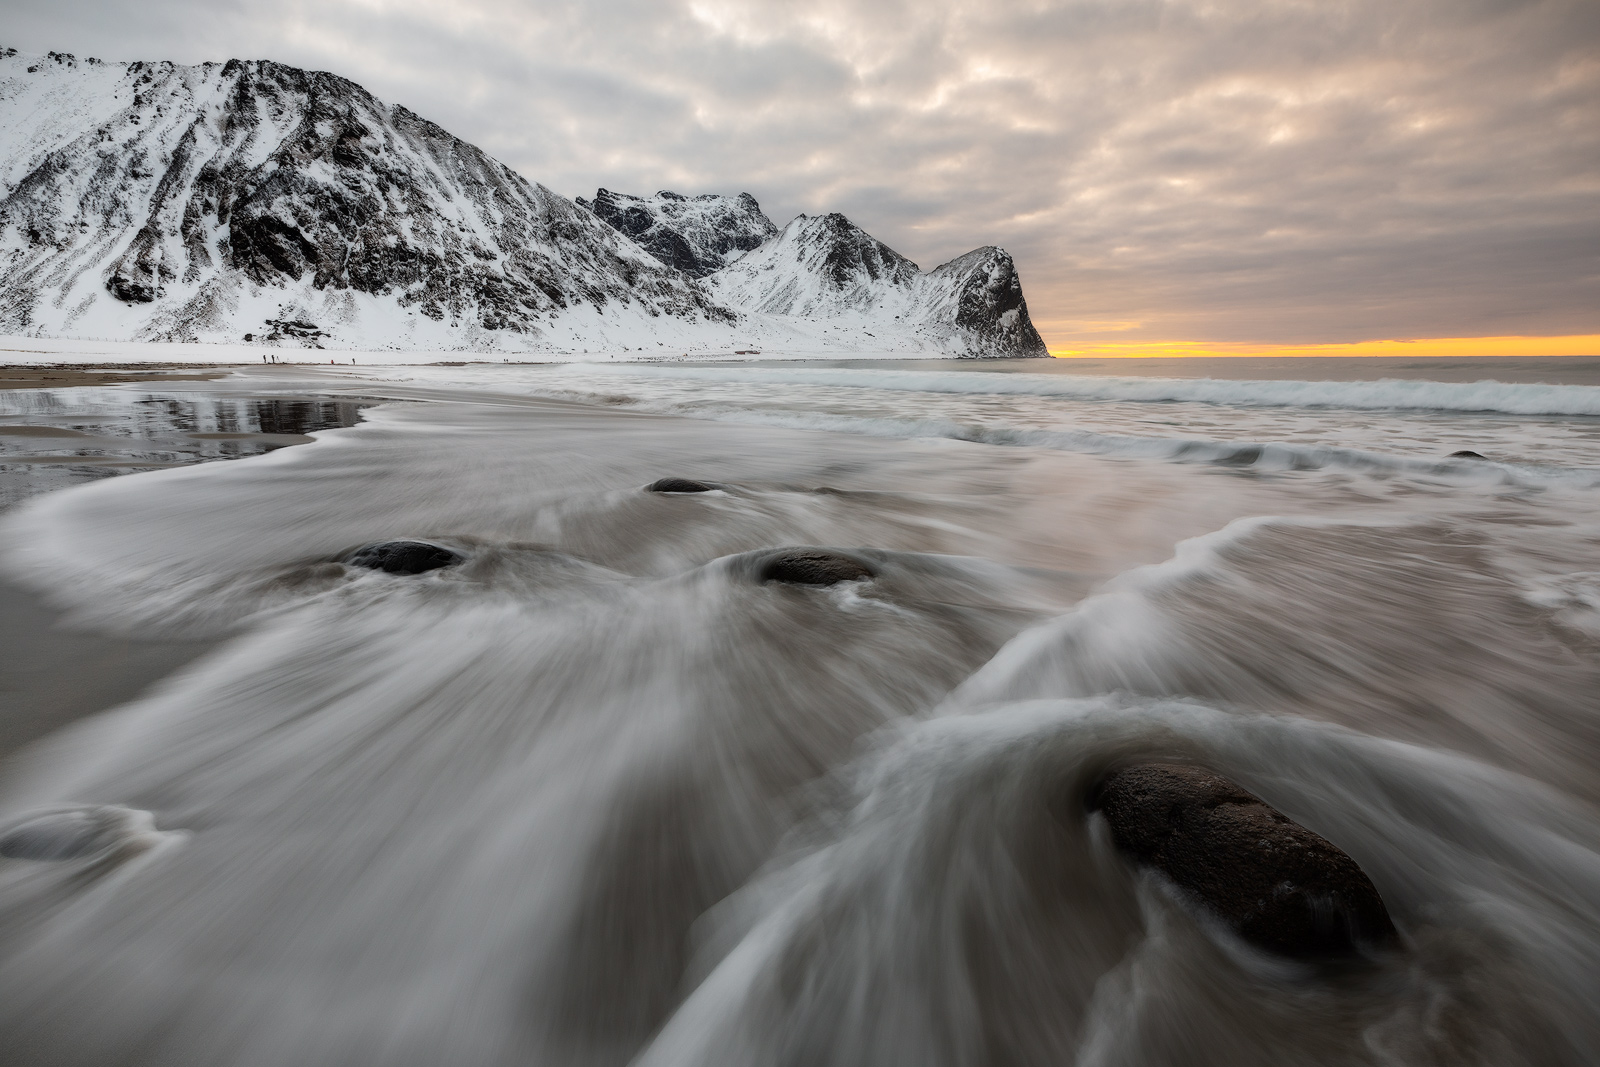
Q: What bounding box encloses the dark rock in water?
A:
[345,540,463,574]
[1448,450,1486,460]
[0,810,119,860]
[760,551,874,587]
[1089,763,1397,958]
[647,478,714,494]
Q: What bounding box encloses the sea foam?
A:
[593,365,1600,417]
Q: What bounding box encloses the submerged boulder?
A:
[760,550,874,587]
[646,478,715,493]
[0,809,123,860]
[345,540,463,575]
[1448,450,1486,460]
[1089,763,1397,958]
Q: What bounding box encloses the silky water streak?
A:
[0,363,1598,1066]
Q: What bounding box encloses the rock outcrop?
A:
[345,540,464,574]
[577,190,778,277]
[646,477,715,493]
[921,246,1047,358]
[705,213,1048,357]
[1089,762,1398,958]
[759,549,875,586]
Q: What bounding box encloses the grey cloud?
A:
[6,0,1597,343]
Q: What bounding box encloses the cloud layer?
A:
[8,0,1599,344]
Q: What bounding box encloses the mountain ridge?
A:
[0,49,734,352]
[700,212,1046,357]
[575,189,778,278]
[1,48,1046,358]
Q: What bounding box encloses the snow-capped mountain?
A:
[704,213,1046,357]
[0,49,731,351]
[575,189,777,277]
[706,213,919,316]
[0,48,1046,358]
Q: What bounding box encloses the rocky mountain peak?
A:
[704,209,1046,356]
[576,188,777,277]
[0,50,731,347]
[924,246,1046,357]
[785,213,922,292]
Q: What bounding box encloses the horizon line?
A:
[1046,335,1600,359]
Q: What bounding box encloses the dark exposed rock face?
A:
[759,550,874,586]
[707,212,1048,358]
[805,213,922,291]
[107,272,157,303]
[579,190,778,278]
[1089,763,1397,958]
[646,477,715,493]
[345,540,464,574]
[1449,450,1486,459]
[708,213,918,316]
[924,246,1048,357]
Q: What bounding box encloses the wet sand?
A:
[0,365,233,389]
[0,580,216,763]
[0,374,360,762]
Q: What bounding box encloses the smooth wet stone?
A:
[1089,763,1397,958]
[0,810,120,860]
[647,478,715,493]
[345,540,463,575]
[1448,450,1486,460]
[760,551,874,586]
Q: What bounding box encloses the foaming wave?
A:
[957,513,1600,802]
[3,378,1599,1066]
[638,699,1600,1067]
[588,365,1600,417]
[594,400,1595,485]
[351,367,1600,483]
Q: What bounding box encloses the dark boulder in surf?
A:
[345,540,463,575]
[646,478,715,493]
[1089,762,1397,958]
[1448,451,1486,460]
[760,550,874,586]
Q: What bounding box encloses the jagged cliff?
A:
[702,213,1046,357]
[575,190,777,278]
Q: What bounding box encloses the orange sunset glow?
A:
[1048,335,1600,359]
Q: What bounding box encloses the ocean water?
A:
[1,356,1598,1066]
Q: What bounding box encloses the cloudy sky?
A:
[9,0,1598,348]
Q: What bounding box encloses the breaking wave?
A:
[658,404,1586,481]
[439,385,1596,485]
[594,365,1600,417]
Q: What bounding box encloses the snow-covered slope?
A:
[0,49,1046,358]
[0,49,736,352]
[706,213,1047,357]
[576,189,777,277]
